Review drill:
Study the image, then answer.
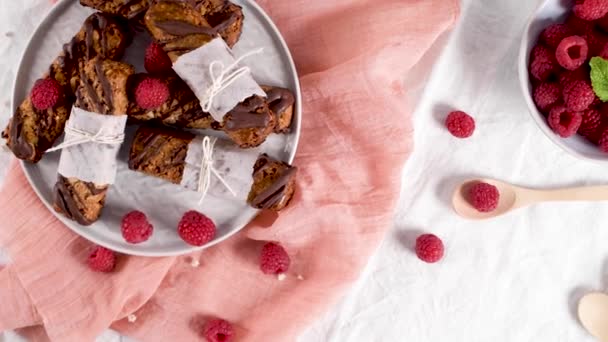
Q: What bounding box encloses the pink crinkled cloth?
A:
[0,0,459,341]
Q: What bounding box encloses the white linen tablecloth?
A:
[1,0,604,341]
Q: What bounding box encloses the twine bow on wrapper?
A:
[196,136,237,205]
[46,126,125,152]
[200,48,264,113]
[50,108,128,185]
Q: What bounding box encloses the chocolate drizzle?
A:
[252,167,297,209]
[224,96,271,130]
[7,110,36,161]
[85,13,109,60]
[54,176,102,226]
[78,68,103,113]
[129,133,164,170]
[75,60,116,114]
[95,60,115,114]
[56,38,80,79]
[56,13,125,79]
[266,87,295,116]
[155,20,216,36]
[205,5,240,33]
[128,127,193,177]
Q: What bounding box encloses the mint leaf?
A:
[590,57,608,101]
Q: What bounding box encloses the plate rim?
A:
[13,0,302,257]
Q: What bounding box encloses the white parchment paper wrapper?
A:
[173,37,266,122]
[181,136,260,201]
[57,108,127,184]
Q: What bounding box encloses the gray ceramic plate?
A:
[12,0,301,256]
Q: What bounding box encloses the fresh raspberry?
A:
[548,105,583,138]
[583,29,608,55]
[563,79,596,111]
[144,42,172,74]
[203,319,234,342]
[600,42,608,58]
[415,234,444,263]
[556,36,589,70]
[566,14,596,34]
[88,246,116,273]
[533,82,562,113]
[260,242,290,275]
[541,24,573,48]
[593,96,603,108]
[598,129,608,151]
[579,108,603,141]
[30,78,62,110]
[599,103,608,120]
[586,129,604,144]
[445,111,475,138]
[134,77,169,109]
[598,13,608,32]
[121,211,153,244]
[601,102,608,114]
[177,211,216,246]
[530,45,559,81]
[574,0,608,21]
[559,66,590,86]
[468,182,500,213]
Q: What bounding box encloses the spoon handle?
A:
[528,186,608,203]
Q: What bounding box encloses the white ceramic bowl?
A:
[518,0,608,162]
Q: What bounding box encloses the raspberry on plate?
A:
[134,76,169,109]
[468,182,500,213]
[88,246,116,273]
[144,42,172,74]
[445,111,475,138]
[548,105,583,138]
[30,78,62,110]
[260,242,291,275]
[177,210,216,246]
[563,79,596,112]
[574,0,608,21]
[121,211,153,244]
[415,234,444,263]
[203,319,234,342]
[533,82,562,113]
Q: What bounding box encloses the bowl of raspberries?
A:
[520,0,608,161]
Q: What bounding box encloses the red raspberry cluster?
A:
[530,0,608,152]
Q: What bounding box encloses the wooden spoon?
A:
[452,178,608,220]
[579,293,608,342]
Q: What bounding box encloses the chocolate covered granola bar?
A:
[127,72,295,146]
[128,125,297,211]
[54,58,135,225]
[2,13,130,162]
